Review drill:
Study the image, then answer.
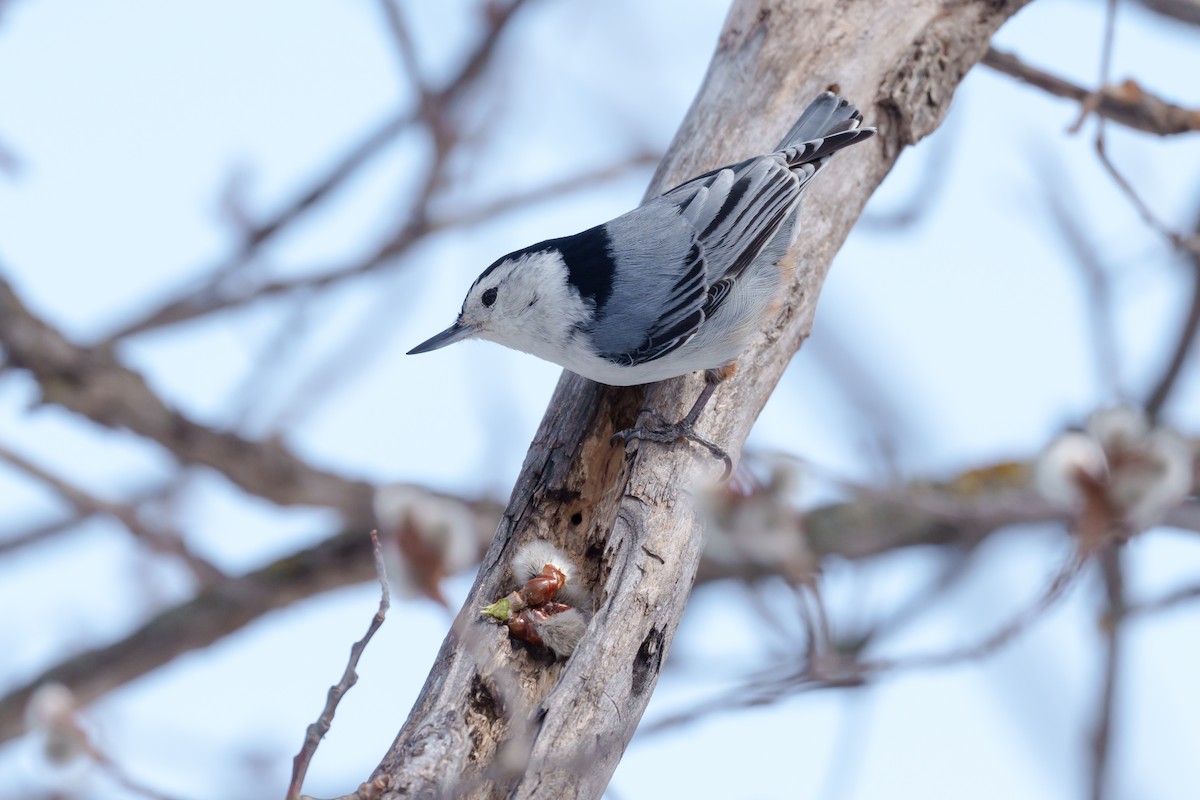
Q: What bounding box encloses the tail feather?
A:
[782,126,875,169]
[776,92,872,151]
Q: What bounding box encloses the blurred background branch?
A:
[982,47,1200,137]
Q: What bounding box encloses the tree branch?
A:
[0,444,226,585]
[1090,544,1125,800]
[0,487,503,745]
[102,0,534,343]
[982,47,1200,136]
[370,1,1035,797]
[0,455,1088,747]
[288,531,391,800]
[1136,0,1200,27]
[1145,208,1200,419]
[98,154,659,341]
[0,274,375,526]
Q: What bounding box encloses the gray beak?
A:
[407,321,476,355]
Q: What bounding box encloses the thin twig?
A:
[429,151,661,231]
[866,552,1084,672]
[1145,208,1200,420]
[1090,544,1125,800]
[643,553,1086,734]
[1082,0,1200,260]
[1042,159,1122,399]
[101,109,417,344]
[87,741,191,800]
[377,0,429,97]
[835,549,978,661]
[0,443,227,587]
[982,47,1200,137]
[1079,13,1127,794]
[1125,580,1200,616]
[225,292,319,431]
[0,475,182,557]
[1,510,111,555]
[103,0,534,343]
[1092,137,1200,257]
[287,530,391,800]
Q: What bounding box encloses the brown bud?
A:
[518,564,567,608]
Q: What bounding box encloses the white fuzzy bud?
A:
[1086,406,1149,454]
[1034,432,1108,511]
[1116,428,1193,531]
[373,484,483,601]
[701,460,813,582]
[512,540,576,584]
[534,608,589,659]
[25,683,87,765]
[1037,409,1195,535]
[511,540,588,608]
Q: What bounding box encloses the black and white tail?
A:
[775,92,875,170]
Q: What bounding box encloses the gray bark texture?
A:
[371,0,1031,797]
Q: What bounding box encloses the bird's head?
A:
[407,245,587,358]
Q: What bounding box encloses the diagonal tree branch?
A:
[0,274,375,526]
[0,480,175,557]
[102,0,534,343]
[371,1,1037,797]
[99,154,659,343]
[1145,207,1200,419]
[0,488,505,746]
[0,526,377,744]
[287,530,391,800]
[0,444,226,586]
[1136,0,1200,26]
[982,47,1200,136]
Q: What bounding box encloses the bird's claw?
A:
[611,421,733,480]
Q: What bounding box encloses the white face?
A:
[408,247,593,364]
[459,249,590,358]
[460,255,540,334]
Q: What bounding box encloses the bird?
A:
[409,92,875,471]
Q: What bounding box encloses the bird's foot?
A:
[611,413,732,480]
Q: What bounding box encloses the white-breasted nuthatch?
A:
[410,92,875,466]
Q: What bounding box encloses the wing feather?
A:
[592,105,873,367]
[594,233,708,365]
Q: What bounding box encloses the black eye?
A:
[482,287,498,307]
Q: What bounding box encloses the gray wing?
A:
[588,152,813,367]
[663,126,874,321]
[672,153,802,296]
[589,123,872,367]
[587,201,710,365]
[671,126,870,295]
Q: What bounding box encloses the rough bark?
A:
[372,0,1032,797]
